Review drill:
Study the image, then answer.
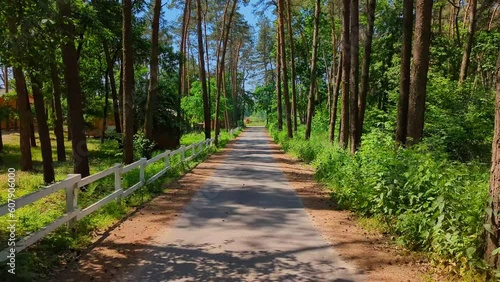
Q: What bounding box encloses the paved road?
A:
[122,127,363,282]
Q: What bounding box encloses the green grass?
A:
[0,128,242,280]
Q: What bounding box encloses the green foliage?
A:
[133,132,156,159]
[181,80,228,124]
[269,124,489,274]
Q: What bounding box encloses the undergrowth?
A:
[268,122,489,279]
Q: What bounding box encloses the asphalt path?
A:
[121,127,364,282]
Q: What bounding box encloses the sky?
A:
[161,1,274,92]
[163,1,274,30]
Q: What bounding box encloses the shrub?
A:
[133,132,157,159]
[268,123,489,273]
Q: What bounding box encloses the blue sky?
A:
[163,1,275,39]
[162,1,275,92]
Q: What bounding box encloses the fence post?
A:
[66,174,82,227]
[192,143,196,158]
[114,163,123,202]
[165,150,171,168]
[180,145,186,163]
[140,158,147,184]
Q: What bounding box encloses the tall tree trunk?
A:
[278,0,293,138]
[489,5,498,31]
[29,104,37,148]
[305,0,321,140]
[215,0,237,145]
[223,68,230,131]
[276,28,283,131]
[118,59,124,131]
[438,5,443,34]
[395,0,413,145]
[144,0,161,140]
[407,0,433,144]
[102,70,110,144]
[103,43,122,134]
[3,67,8,93]
[203,0,211,103]
[14,68,33,170]
[58,0,90,177]
[349,0,360,153]
[454,3,461,47]
[196,0,211,139]
[178,0,191,133]
[339,0,351,148]
[30,74,55,183]
[232,40,242,127]
[8,0,32,168]
[458,0,477,85]
[329,56,343,142]
[122,0,135,164]
[286,0,298,132]
[327,0,338,114]
[485,49,500,269]
[50,61,66,161]
[357,0,376,148]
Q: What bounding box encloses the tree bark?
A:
[485,48,500,269]
[329,55,343,143]
[30,107,37,148]
[118,58,124,131]
[58,0,90,177]
[407,0,433,145]
[102,69,110,144]
[305,0,321,140]
[357,0,376,148]
[144,0,161,140]
[7,9,33,168]
[178,0,191,133]
[50,61,66,161]
[232,40,242,127]
[4,67,8,93]
[196,0,211,139]
[30,74,55,183]
[327,0,338,113]
[286,0,298,132]
[458,0,477,85]
[203,0,211,104]
[276,26,283,131]
[103,42,122,134]
[395,0,413,145]
[122,0,135,164]
[278,0,293,138]
[339,0,351,148]
[14,67,33,170]
[349,0,360,153]
[215,0,237,145]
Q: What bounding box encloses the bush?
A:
[133,132,157,159]
[268,123,489,273]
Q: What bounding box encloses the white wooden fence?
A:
[0,130,238,262]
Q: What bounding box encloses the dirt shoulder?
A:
[265,130,431,282]
[51,134,243,282]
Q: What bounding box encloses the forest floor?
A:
[51,127,431,281]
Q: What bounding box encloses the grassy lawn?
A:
[0,128,241,280]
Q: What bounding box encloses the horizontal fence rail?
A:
[0,128,240,262]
